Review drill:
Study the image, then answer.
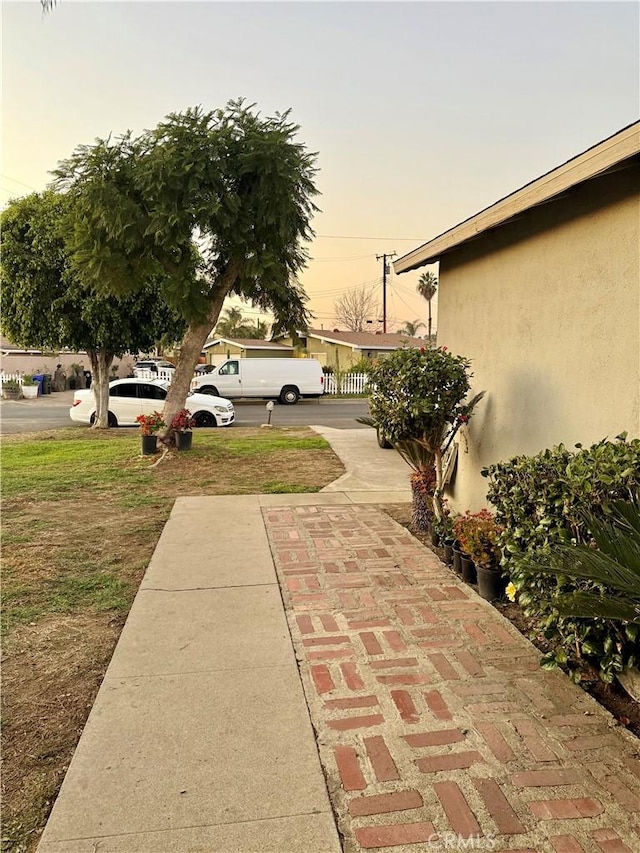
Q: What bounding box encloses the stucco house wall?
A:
[277,336,346,369]
[439,164,639,511]
[203,339,294,364]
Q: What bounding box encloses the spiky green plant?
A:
[519,495,640,625]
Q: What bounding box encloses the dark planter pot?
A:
[452,547,463,576]
[461,555,477,584]
[141,434,158,455]
[476,565,504,601]
[430,525,440,547]
[175,431,193,451]
[443,543,454,566]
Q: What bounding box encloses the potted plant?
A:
[171,408,195,451]
[2,378,22,400]
[136,411,165,455]
[360,345,485,532]
[432,500,454,562]
[21,374,39,399]
[452,513,479,584]
[454,510,504,596]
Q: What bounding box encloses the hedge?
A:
[483,434,640,682]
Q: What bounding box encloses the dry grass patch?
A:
[1,426,343,853]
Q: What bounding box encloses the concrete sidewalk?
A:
[37,432,640,853]
[37,431,410,853]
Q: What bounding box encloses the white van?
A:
[190,358,324,404]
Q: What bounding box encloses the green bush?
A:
[483,434,640,682]
[365,345,484,523]
[348,356,374,375]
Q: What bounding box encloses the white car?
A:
[70,378,235,428]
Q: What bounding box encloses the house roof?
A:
[394,121,640,274]
[301,329,426,351]
[203,337,293,351]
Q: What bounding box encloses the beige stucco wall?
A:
[437,164,640,512]
[280,337,357,370]
[0,352,135,379]
[205,344,293,363]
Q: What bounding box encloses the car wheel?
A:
[198,385,219,397]
[193,411,217,428]
[279,385,300,405]
[377,428,392,449]
[89,411,119,427]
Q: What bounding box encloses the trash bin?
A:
[32,374,44,395]
[42,373,52,394]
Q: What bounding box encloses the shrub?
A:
[171,408,195,433]
[364,345,484,523]
[483,434,640,682]
[348,356,374,375]
[136,412,165,436]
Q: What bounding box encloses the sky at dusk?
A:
[2,1,638,334]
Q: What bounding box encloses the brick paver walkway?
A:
[264,504,640,853]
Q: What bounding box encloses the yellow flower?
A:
[505,581,517,602]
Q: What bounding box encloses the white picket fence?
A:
[323,373,369,395]
[0,372,29,386]
[133,368,176,381]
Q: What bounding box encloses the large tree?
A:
[417,271,438,341]
[54,100,319,438]
[334,286,378,332]
[0,191,184,427]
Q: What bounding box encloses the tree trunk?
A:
[88,349,114,429]
[428,300,432,342]
[433,445,444,521]
[160,272,237,443]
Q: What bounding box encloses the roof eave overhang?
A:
[394,121,640,274]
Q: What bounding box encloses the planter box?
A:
[22,385,39,399]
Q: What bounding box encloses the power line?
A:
[310,254,373,262]
[315,234,423,242]
[1,174,40,191]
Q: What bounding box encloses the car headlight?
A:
[213,406,227,413]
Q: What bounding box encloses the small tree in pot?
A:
[361,346,484,530]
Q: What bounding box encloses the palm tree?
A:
[417,271,438,342]
[398,320,425,337]
[215,307,245,337]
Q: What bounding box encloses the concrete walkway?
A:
[38,431,640,853]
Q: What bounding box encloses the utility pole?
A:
[376,252,396,333]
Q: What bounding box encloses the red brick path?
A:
[264,504,640,853]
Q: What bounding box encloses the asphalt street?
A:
[0,391,371,435]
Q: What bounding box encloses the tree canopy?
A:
[0,191,185,426]
[53,100,319,435]
[365,346,484,520]
[333,286,379,332]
